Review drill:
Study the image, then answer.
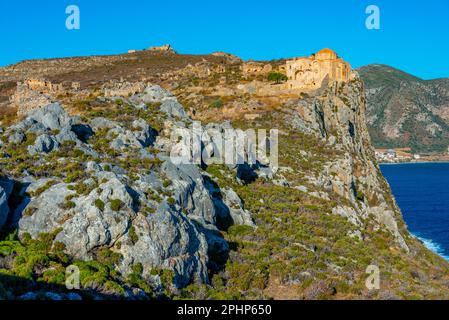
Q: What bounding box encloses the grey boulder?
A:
[160,100,187,119]
[118,202,209,288]
[8,132,25,144]
[28,134,59,155]
[90,117,117,130]
[18,183,75,238]
[18,177,137,259]
[26,103,73,131]
[221,188,255,227]
[162,161,217,225]
[141,85,175,104]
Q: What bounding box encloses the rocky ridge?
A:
[358,64,449,153]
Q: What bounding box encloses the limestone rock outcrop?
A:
[0,92,256,293]
[286,72,409,250]
[118,202,209,288]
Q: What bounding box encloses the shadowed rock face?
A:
[0,186,9,228]
[0,177,13,229]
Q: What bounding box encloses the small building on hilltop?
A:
[147,44,176,54]
[236,48,352,96]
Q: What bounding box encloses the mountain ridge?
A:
[358,64,449,153]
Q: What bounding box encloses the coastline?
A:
[413,234,449,262]
[381,163,449,263]
[379,161,449,165]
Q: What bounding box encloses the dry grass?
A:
[0,105,18,125]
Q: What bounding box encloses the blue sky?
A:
[1,0,448,79]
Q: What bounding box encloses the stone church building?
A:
[286,48,351,90]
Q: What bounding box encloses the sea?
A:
[380,162,449,261]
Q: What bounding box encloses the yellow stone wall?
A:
[285,48,351,90]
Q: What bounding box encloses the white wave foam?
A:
[414,234,449,262]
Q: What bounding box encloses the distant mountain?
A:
[358,64,449,153]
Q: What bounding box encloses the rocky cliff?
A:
[1,53,449,300]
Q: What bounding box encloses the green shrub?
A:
[132,263,143,275]
[160,269,175,288]
[60,200,76,210]
[22,206,37,217]
[128,226,138,245]
[109,199,123,212]
[96,248,122,266]
[95,199,105,211]
[228,225,254,237]
[210,99,223,109]
[104,280,125,295]
[267,72,288,84]
[68,180,96,195]
[163,180,172,188]
[32,180,58,197]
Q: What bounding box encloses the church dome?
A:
[315,48,337,60]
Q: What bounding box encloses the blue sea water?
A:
[380,163,449,261]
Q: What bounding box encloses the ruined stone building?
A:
[10,82,52,116]
[286,48,351,90]
[102,81,146,97]
[147,44,176,54]
[168,61,226,79]
[25,78,64,94]
[23,78,81,94]
[242,62,273,76]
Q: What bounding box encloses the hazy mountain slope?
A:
[358,64,449,153]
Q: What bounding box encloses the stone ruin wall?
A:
[238,48,352,94]
[23,78,81,94]
[8,78,82,116]
[5,48,353,117]
[241,62,273,76]
[148,44,176,54]
[159,61,228,81]
[10,82,52,116]
[102,81,147,97]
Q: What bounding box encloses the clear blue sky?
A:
[1,0,448,79]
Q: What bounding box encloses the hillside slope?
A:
[1,52,449,299]
[358,64,449,153]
